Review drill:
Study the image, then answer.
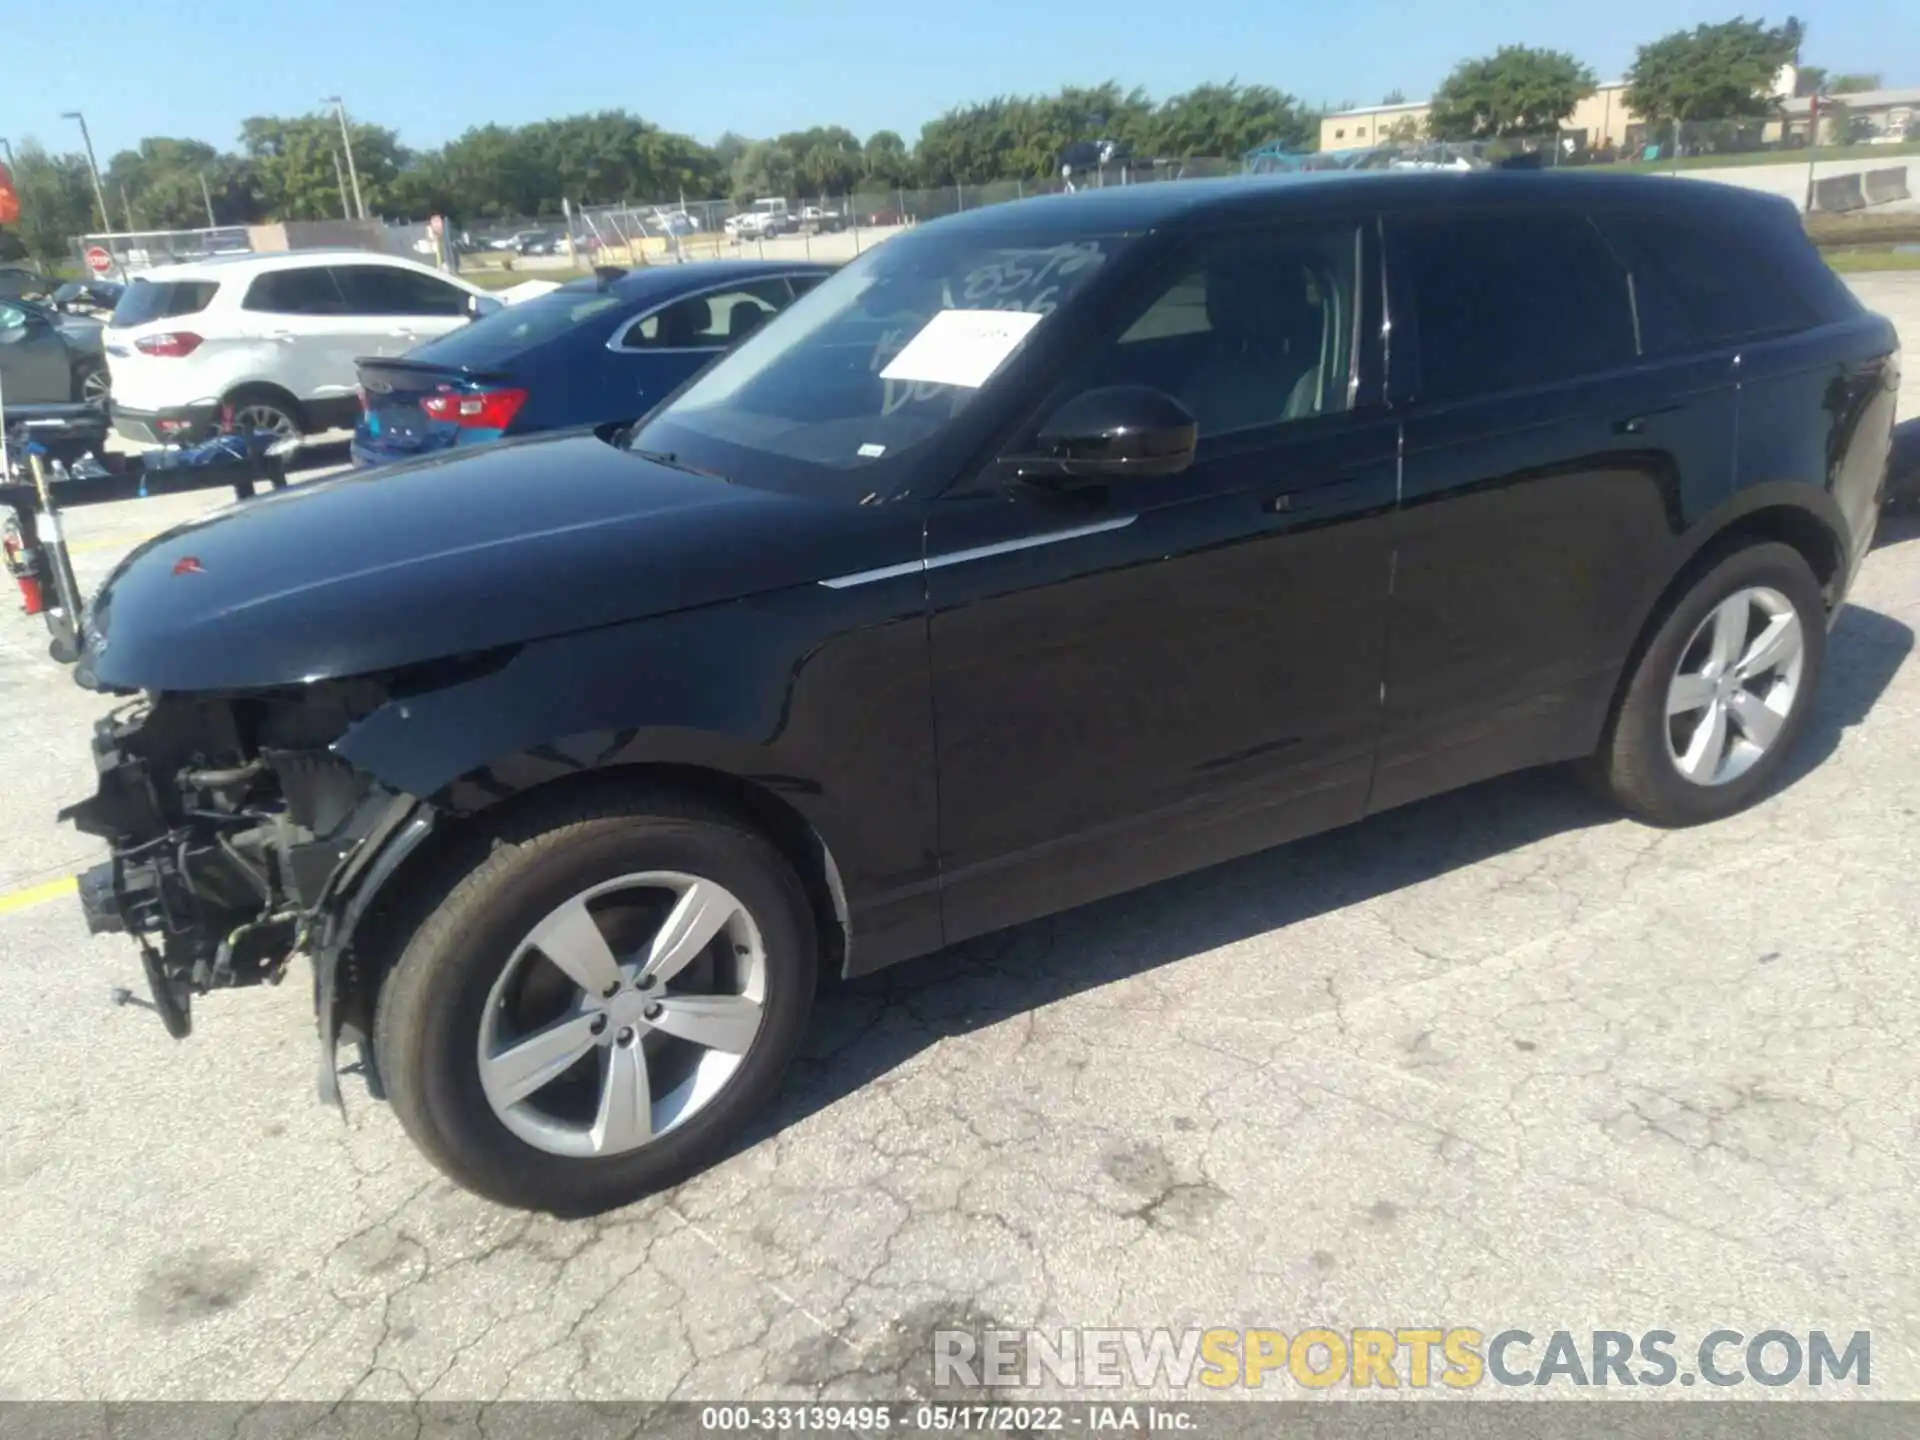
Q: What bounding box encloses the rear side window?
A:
[243,267,346,315]
[111,278,219,327]
[1595,208,1852,355]
[616,278,795,350]
[1391,210,1636,403]
[331,264,471,317]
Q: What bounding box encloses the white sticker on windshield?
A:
[878,308,1045,390]
[857,442,887,458]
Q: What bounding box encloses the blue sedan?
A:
[350,260,833,467]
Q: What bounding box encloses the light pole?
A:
[60,110,112,233]
[323,96,366,219]
[0,137,14,169]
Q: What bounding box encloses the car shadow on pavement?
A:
[747,600,1914,1151]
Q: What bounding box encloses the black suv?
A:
[62,172,1901,1214]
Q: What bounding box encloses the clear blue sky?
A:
[4,0,1913,159]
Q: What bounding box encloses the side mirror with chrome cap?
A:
[1002,385,1198,486]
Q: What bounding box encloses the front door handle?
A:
[1613,403,1682,436]
[1263,476,1358,514]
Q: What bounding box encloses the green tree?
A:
[730,139,796,201]
[1831,72,1881,94]
[1623,17,1803,124]
[862,130,914,187]
[1382,88,1407,105]
[3,141,96,264]
[103,137,257,229]
[1793,64,1827,96]
[240,113,408,219]
[1145,82,1316,157]
[1427,45,1597,138]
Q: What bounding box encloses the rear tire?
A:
[1596,541,1826,826]
[374,791,818,1215]
[221,386,302,440]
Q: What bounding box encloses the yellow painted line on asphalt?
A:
[0,874,77,917]
[65,531,163,557]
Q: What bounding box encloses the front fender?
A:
[332,582,942,967]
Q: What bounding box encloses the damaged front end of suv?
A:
[58,663,492,1098]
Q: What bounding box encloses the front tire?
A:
[374,792,818,1215]
[1596,541,1827,826]
[72,357,109,406]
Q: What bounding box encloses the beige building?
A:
[1318,81,1639,153]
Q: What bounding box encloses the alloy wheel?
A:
[79,367,110,405]
[231,404,296,439]
[1664,584,1806,787]
[477,871,768,1159]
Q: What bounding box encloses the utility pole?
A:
[60,110,112,232]
[118,182,136,233]
[199,172,217,227]
[331,148,351,219]
[0,137,14,169]
[323,96,366,219]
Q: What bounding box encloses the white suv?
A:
[102,249,503,444]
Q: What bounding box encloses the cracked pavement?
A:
[0,276,1916,1404]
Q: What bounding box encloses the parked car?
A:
[60,173,1899,1215]
[47,278,124,317]
[800,205,844,232]
[100,250,505,444]
[0,296,109,404]
[352,260,831,466]
[0,264,48,301]
[515,231,564,256]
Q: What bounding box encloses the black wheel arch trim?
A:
[310,794,437,1109]
[1600,481,1850,748]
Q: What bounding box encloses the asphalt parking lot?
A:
[1,274,1917,1405]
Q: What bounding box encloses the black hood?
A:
[83,431,925,693]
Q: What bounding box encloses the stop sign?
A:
[84,245,113,276]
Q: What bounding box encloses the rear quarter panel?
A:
[1736,313,1900,596]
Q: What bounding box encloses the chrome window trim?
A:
[605,272,822,355]
[819,514,1138,590]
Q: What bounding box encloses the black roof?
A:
[932,169,1798,238]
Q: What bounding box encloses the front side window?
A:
[242,267,346,315]
[331,265,470,317]
[627,230,1127,496]
[1064,224,1359,438]
[1391,210,1635,402]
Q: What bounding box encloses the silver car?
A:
[0,297,109,405]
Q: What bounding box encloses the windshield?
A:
[412,286,624,369]
[627,228,1126,498]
